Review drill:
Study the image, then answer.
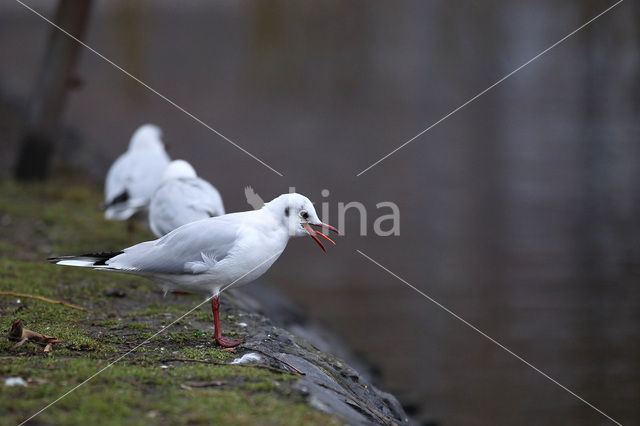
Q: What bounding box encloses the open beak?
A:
[302,222,338,253]
[310,222,339,234]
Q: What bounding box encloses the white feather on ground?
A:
[103,124,170,220]
[231,353,263,365]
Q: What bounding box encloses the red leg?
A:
[211,295,243,347]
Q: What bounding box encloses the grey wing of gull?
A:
[149,178,224,237]
[186,177,225,216]
[149,181,183,236]
[108,213,245,275]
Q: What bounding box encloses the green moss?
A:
[0,179,152,256]
[128,302,197,317]
[0,178,339,425]
[126,322,154,331]
[179,346,232,361]
[190,308,213,322]
[0,358,336,425]
[93,319,121,327]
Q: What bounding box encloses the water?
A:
[1,1,639,424]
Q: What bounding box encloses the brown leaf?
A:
[8,319,62,352]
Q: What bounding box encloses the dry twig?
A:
[0,291,88,311]
[246,347,306,376]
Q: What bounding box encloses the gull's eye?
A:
[300,210,309,220]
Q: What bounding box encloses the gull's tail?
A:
[49,251,124,268]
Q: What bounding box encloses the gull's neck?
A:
[258,197,292,237]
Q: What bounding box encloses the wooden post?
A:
[14,0,93,180]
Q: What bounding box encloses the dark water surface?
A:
[1,1,639,424]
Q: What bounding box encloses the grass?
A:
[0,358,328,425]
[0,177,339,425]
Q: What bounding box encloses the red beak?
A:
[302,223,338,253]
[310,222,340,235]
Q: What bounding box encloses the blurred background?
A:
[1,0,639,424]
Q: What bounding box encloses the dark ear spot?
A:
[284,207,289,217]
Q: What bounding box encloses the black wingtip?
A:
[92,251,124,265]
[100,191,129,211]
[47,251,124,265]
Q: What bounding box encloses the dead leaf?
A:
[8,319,62,352]
[26,378,49,386]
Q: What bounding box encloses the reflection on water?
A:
[2,1,639,424]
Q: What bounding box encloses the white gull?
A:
[51,193,337,347]
[103,124,170,220]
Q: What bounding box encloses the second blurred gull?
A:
[149,159,225,237]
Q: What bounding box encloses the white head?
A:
[162,159,197,181]
[128,124,165,152]
[265,193,338,252]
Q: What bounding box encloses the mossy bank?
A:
[0,177,409,425]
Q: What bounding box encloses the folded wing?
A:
[107,213,243,274]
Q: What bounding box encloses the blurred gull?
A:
[102,124,170,220]
[51,193,338,347]
[149,159,225,237]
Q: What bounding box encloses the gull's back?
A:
[149,176,225,237]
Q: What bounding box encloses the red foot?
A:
[214,335,243,348]
[211,295,243,348]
